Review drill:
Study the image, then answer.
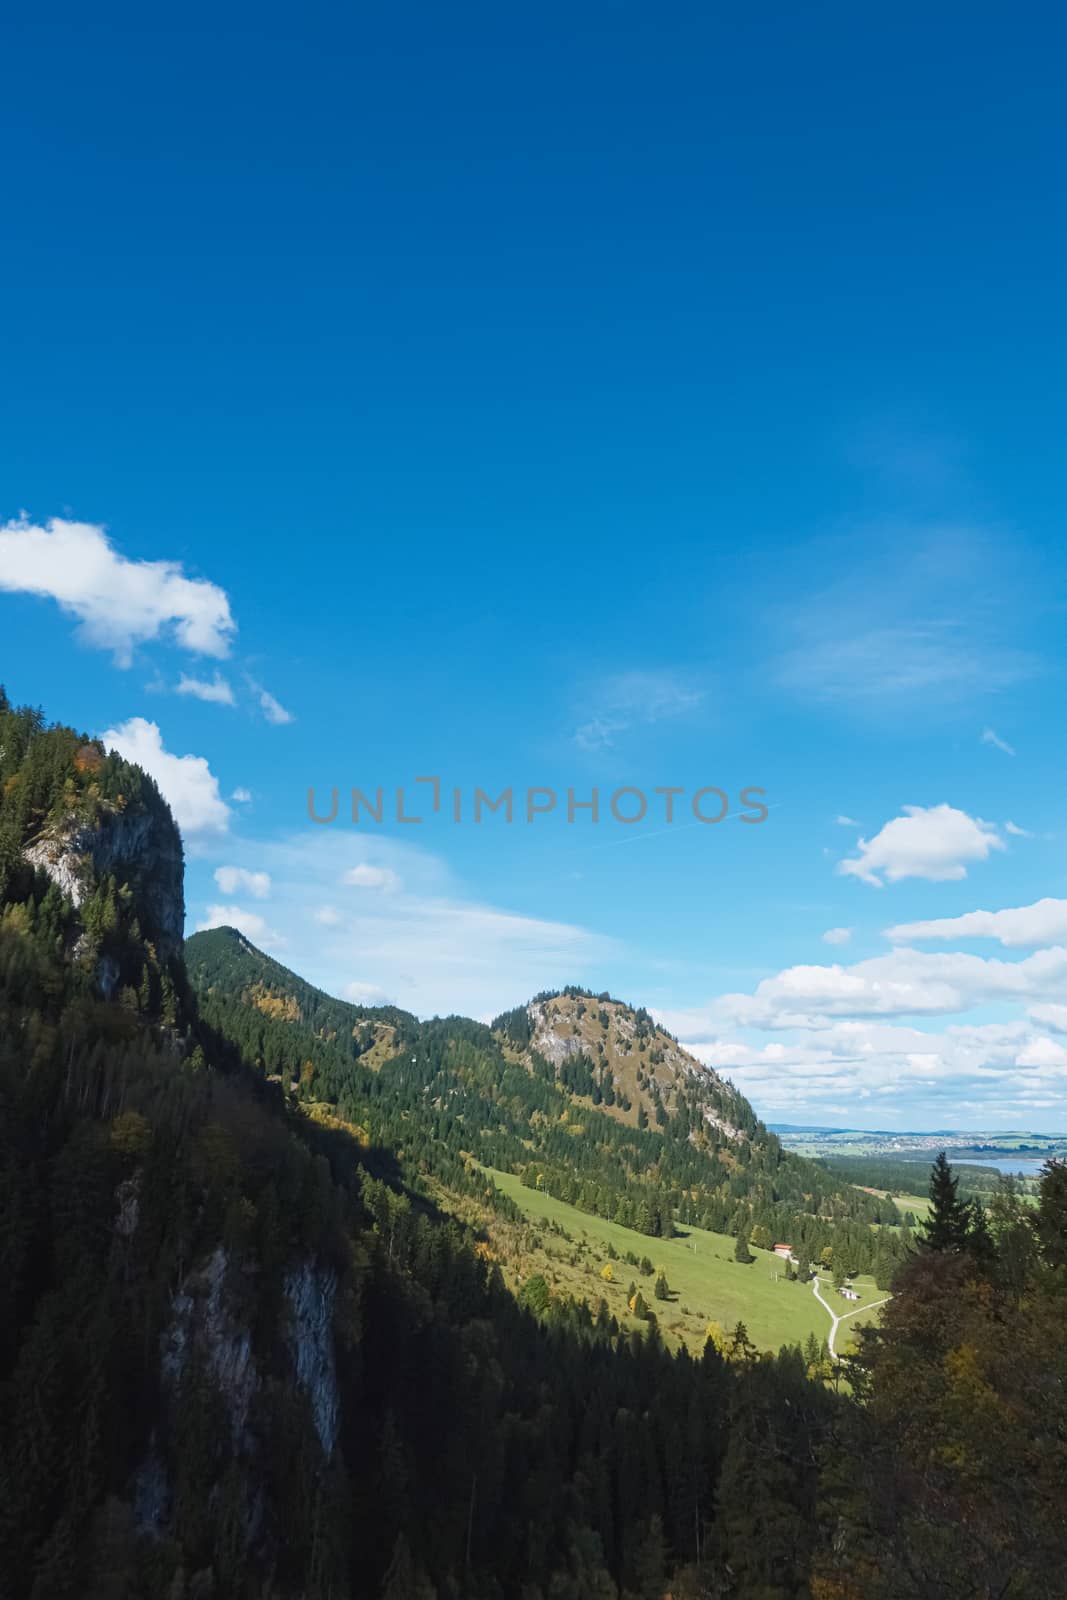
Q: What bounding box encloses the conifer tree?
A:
[965,1198,996,1271]
[920,1152,971,1253]
[1032,1158,1067,1272]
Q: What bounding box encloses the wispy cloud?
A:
[573,669,705,750]
[772,527,1034,710]
[248,678,295,725]
[822,927,852,946]
[981,727,1015,756]
[343,863,401,892]
[177,672,236,706]
[197,832,616,1019]
[781,622,1028,706]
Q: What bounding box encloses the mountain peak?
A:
[493,985,756,1142]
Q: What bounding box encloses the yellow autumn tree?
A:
[704,1320,728,1354]
[109,1110,152,1158]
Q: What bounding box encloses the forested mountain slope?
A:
[185,925,418,1076]
[0,689,183,1009]
[4,691,1065,1600]
[185,927,907,1282]
[0,693,838,1597]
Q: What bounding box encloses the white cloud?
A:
[314,905,342,925]
[0,516,235,666]
[344,980,393,1006]
[247,678,294,725]
[214,866,271,899]
[704,945,1067,1028]
[1015,1035,1067,1070]
[344,863,401,891]
[196,905,285,950]
[835,815,859,828]
[1005,820,1032,838]
[981,727,1015,756]
[573,669,704,750]
[838,804,1003,887]
[822,927,852,946]
[177,672,235,706]
[231,787,252,803]
[886,898,1067,950]
[1028,1004,1067,1035]
[101,717,230,844]
[655,1007,1067,1122]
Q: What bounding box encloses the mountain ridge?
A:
[184,925,904,1280]
[5,688,1035,1600]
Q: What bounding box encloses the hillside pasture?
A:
[485,1167,888,1355]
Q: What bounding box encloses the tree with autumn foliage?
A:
[814,1156,1067,1600]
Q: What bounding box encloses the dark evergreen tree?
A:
[965,1198,996,1272]
[920,1152,972,1253]
[1032,1158,1067,1272]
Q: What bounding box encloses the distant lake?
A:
[959,1156,1052,1176]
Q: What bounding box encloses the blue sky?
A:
[3,3,1067,1129]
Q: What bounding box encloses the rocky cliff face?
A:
[161,1246,258,1444]
[284,1262,340,1457]
[524,991,750,1141]
[23,799,185,961]
[159,1249,341,1455]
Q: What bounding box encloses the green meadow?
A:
[486,1168,889,1355]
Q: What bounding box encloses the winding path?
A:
[812,1276,890,1360]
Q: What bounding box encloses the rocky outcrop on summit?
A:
[523,990,752,1142]
[24,799,184,961]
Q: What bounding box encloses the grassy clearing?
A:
[892,1190,932,1220]
[485,1167,888,1355]
[812,1274,890,1355]
[854,1186,931,1223]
